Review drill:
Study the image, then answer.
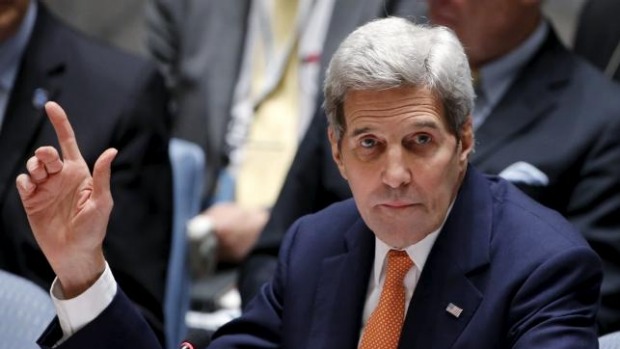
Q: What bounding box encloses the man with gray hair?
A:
[242,0,620,335]
[22,18,600,348]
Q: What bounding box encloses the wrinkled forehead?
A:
[342,86,448,126]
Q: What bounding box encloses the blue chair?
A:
[0,270,55,349]
[166,138,205,349]
[601,331,620,349]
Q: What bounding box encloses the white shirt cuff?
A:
[50,262,117,341]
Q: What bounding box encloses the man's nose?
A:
[381,147,412,189]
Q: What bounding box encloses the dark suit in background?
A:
[574,0,620,82]
[146,0,249,196]
[472,29,620,334]
[240,26,620,334]
[0,3,172,341]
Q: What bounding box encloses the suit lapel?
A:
[0,6,64,201]
[399,168,492,348]
[307,218,375,349]
[472,29,572,164]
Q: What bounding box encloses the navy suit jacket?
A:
[39,167,602,349]
[0,4,172,340]
[240,26,620,334]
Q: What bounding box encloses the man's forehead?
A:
[343,87,447,124]
[349,119,441,137]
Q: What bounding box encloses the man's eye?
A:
[360,138,377,148]
[414,134,432,144]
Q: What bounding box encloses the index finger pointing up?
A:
[44,101,83,161]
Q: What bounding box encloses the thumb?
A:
[92,148,118,202]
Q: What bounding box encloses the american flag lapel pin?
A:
[446,303,463,318]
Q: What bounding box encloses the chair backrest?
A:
[601,331,620,349]
[166,138,205,349]
[0,270,55,349]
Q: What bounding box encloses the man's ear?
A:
[459,116,474,163]
[328,126,348,180]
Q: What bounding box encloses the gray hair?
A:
[324,17,474,142]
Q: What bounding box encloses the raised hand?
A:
[15,102,117,298]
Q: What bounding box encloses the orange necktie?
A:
[359,250,413,349]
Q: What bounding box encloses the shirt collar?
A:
[372,200,454,286]
[0,0,38,92]
[477,20,548,109]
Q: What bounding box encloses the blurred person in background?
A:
[573,0,620,82]
[0,0,172,342]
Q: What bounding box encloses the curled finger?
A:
[26,156,48,184]
[16,173,37,199]
[35,146,63,174]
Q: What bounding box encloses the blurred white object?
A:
[187,215,218,279]
[185,288,242,332]
[499,161,549,186]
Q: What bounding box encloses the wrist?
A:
[56,252,106,299]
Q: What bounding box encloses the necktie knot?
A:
[384,250,413,288]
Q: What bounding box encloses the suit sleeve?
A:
[565,111,620,334]
[37,289,162,349]
[105,62,173,342]
[509,246,602,348]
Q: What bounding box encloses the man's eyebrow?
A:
[350,120,440,137]
[412,119,440,130]
[351,127,373,137]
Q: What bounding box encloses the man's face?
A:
[329,86,473,248]
[427,0,540,68]
[0,0,30,42]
